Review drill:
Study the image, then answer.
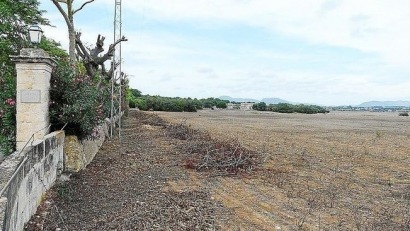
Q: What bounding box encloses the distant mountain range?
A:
[218,96,410,107]
[261,98,290,104]
[218,96,289,104]
[357,101,410,107]
[218,96,260,103]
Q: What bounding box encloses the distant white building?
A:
[226,103,235,110]
[224,102,254,110]
[240,103,254,110]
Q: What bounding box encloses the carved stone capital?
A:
[10,48,56,67]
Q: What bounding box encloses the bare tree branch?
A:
[51,0,73,29]
[114,71,124,82]
[75,33,88,57]
[90,34,105,58]
[94,36,127,65]
[109,36,128,54]
[73,0,95,15]
[107,61,120,80]
[71,33,127,86]
[75,46,85,59]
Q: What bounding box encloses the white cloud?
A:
[125,0,410,67]
[39,0,410,105]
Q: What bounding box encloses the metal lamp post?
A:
[28,24,43,46]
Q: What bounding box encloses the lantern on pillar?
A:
[28,24,43,45]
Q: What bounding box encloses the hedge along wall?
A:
[0,131,64,231]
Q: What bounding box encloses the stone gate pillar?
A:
[11,48,55,151]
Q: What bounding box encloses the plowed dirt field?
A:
[157,110,410,230]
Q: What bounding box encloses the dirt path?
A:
[24,111,231,231]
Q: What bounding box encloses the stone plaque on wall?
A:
[21,90,41,103]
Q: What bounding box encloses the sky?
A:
[38,0,410,106]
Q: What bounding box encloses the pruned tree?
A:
[51,0,127,81]
[51,0,86,62]
[75,32,127,82]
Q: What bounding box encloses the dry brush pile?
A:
[130,112,261,175]
[165,120,260,175]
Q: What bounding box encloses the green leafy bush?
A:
[49,59,111,139]
[269,103,294,113]
[126,92,228,112]
[0,66,17,154]
[399,112,409,117]
[254,102,329,114]
[200,98,228,109]
[252,102,267,111]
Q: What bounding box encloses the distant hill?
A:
[218,96,260,103]
[219,96,291,104]
[261,98,290,104]
[357,101,410,107]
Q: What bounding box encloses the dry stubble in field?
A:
[157,110,410,230]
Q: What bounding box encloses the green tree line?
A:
[127,89,228,112]
[252,102,329,114]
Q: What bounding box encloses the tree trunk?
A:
[52,0,98,63]
[68,25,76,62]
[67,1,75,63]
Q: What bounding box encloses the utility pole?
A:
[110,0,122,138]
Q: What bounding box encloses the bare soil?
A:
[157,110,410,230]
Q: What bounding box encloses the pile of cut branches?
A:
[166,121,260,175]
[188,138,259,174]
[135,111,167,127]
[166,121,207,141]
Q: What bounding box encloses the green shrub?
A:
[200,98,228,109]
[253,102,267,111]
[258,103,328,114]
[399,112,409,116]
[129,99,137,108]
[49,59,111,139]
[271,103,294,113]
[0,65,16,155]
[127,93,202,112]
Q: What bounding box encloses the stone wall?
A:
[63,115,121,172]
[0,117,118,230]
[64,124,107,172]
[0,131,64,231]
